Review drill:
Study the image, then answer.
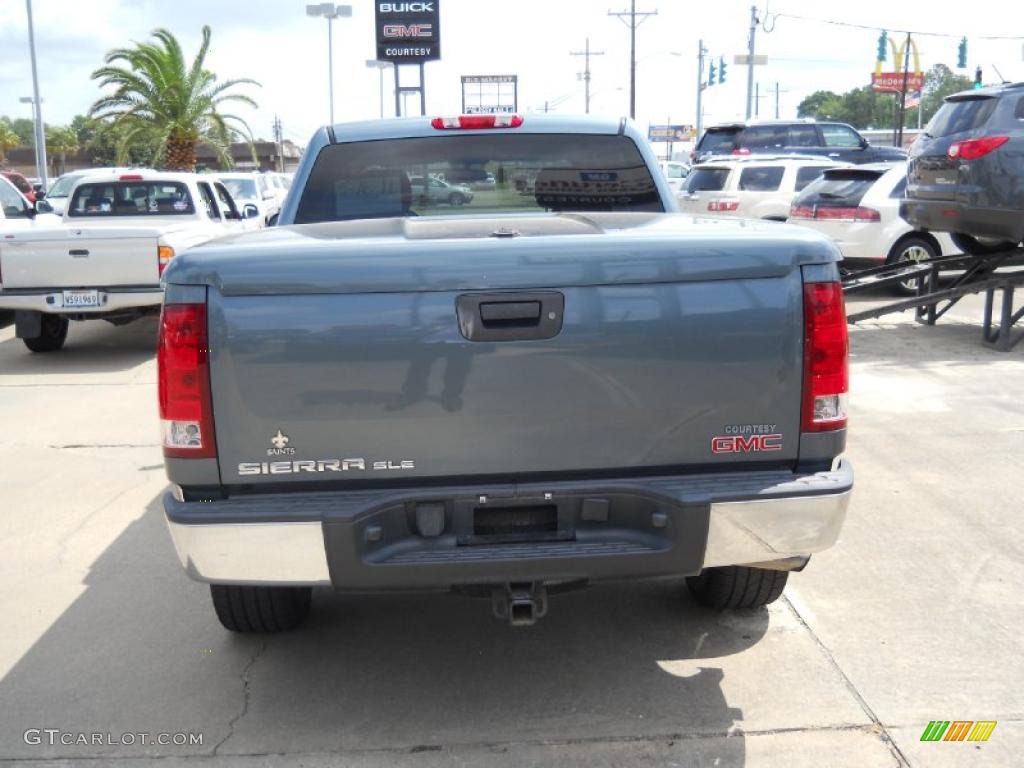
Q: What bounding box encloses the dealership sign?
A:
[871,71,925,94]
[461,74,518,114]
[375,1,440,62]
[648,124,695,142]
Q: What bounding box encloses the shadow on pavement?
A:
[0,494,766,764]
[0,316,157,375]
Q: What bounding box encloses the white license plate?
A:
[62,290,100,308]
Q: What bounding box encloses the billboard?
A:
[461,75,518,114]
[648,124,694,142]
[375,1,440,63]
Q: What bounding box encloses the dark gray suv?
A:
[693,120,908,165]
[901,83,1024,255]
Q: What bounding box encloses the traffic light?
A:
[708,61,717,86]
[974,66,983,89]
[719,57,727,83]
[957,37,967,69]
[877,31,887,62]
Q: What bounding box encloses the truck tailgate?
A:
[194,215,817,486]
[0,227,160,289]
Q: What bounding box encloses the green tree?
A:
[0,120,21,163]
[84,118,163,167]
[7,117,37,146]
[919,63,973,125]
[45,125,80,175]
[89,26,259,171]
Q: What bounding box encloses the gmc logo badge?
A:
[711,434,783,454]
[383,23,433,37]
[379,2,434,11]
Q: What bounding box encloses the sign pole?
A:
[896,32,912,148]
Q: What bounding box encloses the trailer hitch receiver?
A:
[492,583,548,626]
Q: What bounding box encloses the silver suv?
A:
[409,175,474,207]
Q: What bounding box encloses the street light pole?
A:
[306,4,352,126]
[695,40,707,147]
[745,4,759,120]
[24,0,48,188]
[366,60,393,119]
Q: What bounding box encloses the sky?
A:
[2,0,1024,149]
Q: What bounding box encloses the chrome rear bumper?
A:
[165,460,853,587]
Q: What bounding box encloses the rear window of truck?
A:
[294,134,663,223]
[698,129,739,154]
[68,182,196,217]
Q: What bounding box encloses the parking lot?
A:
[0,290,1020,768]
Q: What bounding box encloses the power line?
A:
[766,10,1024,40]
[609,1,658,119]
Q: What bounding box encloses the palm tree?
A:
[89,26,259,171]
[45,125,79,175]
[0,121,20,164]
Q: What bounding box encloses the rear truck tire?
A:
[23,315,69,353]
[448,193,466,206]
[951,233,1019,256]
[210,585,312,632]
[686,566,789,609]
[887,235,938,296]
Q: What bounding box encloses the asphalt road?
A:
[0,291,1021,767]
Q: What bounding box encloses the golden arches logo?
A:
[874,36,923,77]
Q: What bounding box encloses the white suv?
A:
[677,155,850,221]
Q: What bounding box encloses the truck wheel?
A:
[686,566,788,609]
[23,315,69,353]
[210,585,312,632]
[887,236,937,296]
[951,233,1018,256]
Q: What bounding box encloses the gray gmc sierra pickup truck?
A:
[159,114,853,630]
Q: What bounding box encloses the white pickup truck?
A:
[0,171,259,352]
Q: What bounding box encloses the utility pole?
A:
[773,82,789,119]
[755,82,759,117]
[696,39,707,147]
[272,115,284,172]
[609,1,658,119]
[745,4,759,120]
[571,37,606,114]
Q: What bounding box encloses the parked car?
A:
[1,170,36,204]
[45,167,147,215]
[0,174,62,230]
[158,113,852,632]
[791,163,960,294]
[217,172,279,226]
[0,171,257,352]
[659,160,691,194]
[693,120,908,166]
[470,172,497,190]
[901,82,1024,255]
[409,174,475,206]
[677,155,850,221]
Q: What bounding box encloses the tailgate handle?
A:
[479,301,541,327]
[457,292,564,342]
[69,249,89,257]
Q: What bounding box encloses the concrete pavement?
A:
[0,295,1020,767]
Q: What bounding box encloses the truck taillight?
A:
[802,282,848,432]
[158,303,216,458]
[158,245,175,276]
